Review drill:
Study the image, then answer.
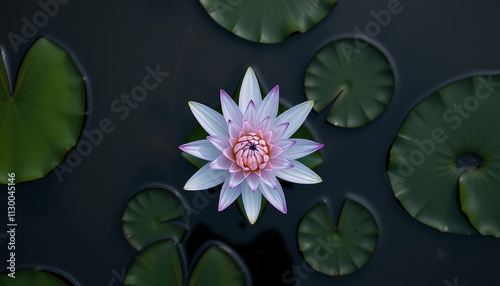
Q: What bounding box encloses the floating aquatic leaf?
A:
[125,239,184,286]
[388,75,500,236]
[122,188,187,251]
[298,199,378,276]
[305,39,394,128]
[0,270,68,286]
[199,0,337,43]
[0,38,85,183]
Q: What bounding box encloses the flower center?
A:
[233,132,270,172]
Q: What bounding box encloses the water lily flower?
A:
[179,67,323,224]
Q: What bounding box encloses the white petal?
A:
[281,139,324,160]
[260,179,287,214]
[239,67,262,112]
[221,90,243,125]
[207,136,231,151]
[241,182,262,224]
[228,120,241,139]
[260,170,277,188]
[273,160,322,184]
[243,100,259,128]
[229,171,245,188]
[273,139,296,152]
[209,155,233,170]
[269,156,294,169]
[246,172,260,191]
[258,85,279,122]
[189,101,229,137]
[273,100,313,139]
[184,163,228,190]
[271,122,289,141]
[218,179,242,211]
[179,140,220,161]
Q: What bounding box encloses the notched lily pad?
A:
[387,75,500,237]
[188,243,247,286]
[125,239,184,286]
[0,37,86,184]
[199,0,337,43]
[125,239,248,286]
[122,188,188,251]
[298,199,378,276]
[304,39,394,128]
[0,270,68,285]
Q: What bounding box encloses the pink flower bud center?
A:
[233,132,270,172]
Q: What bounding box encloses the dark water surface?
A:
[1,1,500,285]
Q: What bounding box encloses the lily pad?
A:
[388,75,500,237]
[0,270,67,285]
[122,188,188,251]
[125,239,247,286]
[298,199,378,276]
[188,243,246,286]
[0,38,85,184]
[304,39,394,128]
[125,239,184,286]
[199,0,337,43]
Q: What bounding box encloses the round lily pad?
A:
[0,270,67,285]
[297,199,378,276]
[0,37,85,184]
[188,243,247,286]
[122,188,188,251]
[199,0,337,43]
[304,39,394,128]
[388,75,500,237]
[125,239,184,286]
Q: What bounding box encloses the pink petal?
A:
[209,155,233,170]
[229,171,245,188]
[244,100,259,128]
[228,120,240,139]
[256,116,271,133]
[273,139,296,152]
[246,172,260,192]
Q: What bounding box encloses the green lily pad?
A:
[0,270,67,285]
[304,39,394,128]
[125,239,184,286]
[388,75,500,236]
[0,38,85,184]
[122,188,188,251]
[125,239,247,286]
[188,243,246,286]
[199,0,337,43]
[298,199,378,276]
